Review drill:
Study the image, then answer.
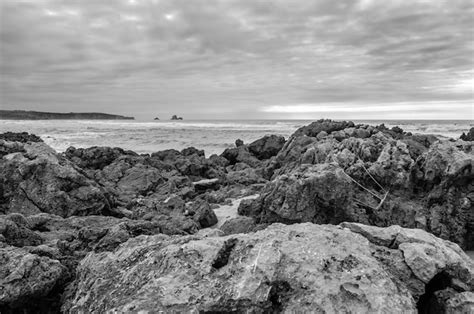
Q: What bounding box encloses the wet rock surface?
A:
[1,121,473,312]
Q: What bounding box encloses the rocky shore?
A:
[1,120,473,313]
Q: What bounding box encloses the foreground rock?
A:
[62,223,473,313]
[0,139,110,217]
[241,120,474,249]
[0,245,67,311]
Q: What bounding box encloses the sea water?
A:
[0,119,472,156]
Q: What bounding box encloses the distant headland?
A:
[0,110,134,120]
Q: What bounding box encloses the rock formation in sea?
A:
[0,119,473,312]
[171,114,183,120]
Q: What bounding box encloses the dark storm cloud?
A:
[0,0,472,119]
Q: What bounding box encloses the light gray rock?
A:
[62,223,473,313]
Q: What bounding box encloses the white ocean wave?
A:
[0,119,471,155]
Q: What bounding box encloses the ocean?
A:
[0,119,472,156]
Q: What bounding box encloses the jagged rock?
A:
[181,147,205,157]
[220,146,261,167]
[460,127,474,141]
[292,119,355,137]
[246,120,473,249]
[239,164,355,224]
[187,199,218,228]
[62,223,473,313]
[0,245,67,309]
[0,132,43,143]
[0,140,110,217]
[219,216,258,235]
[235,139,244,147]
[0,215,43,247]
[64,146,137,170]
[247,135,286,160]
[411,140,474,249]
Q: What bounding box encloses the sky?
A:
[0,0,473,120]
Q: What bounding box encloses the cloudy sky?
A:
[1,0,473,120]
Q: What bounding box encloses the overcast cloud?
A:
[1,0,473,119]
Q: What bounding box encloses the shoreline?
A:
[1,119,473,312]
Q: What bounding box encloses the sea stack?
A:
[171,115,183,120]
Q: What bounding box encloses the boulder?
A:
[219,216,258,235]
[248,135,286,160]
[460,127,474,141]
[0,132,43,143]
[0,245,67,310]
[0,140,110,217]
[62,223,473,313]
[181,147,205,157]
[220,146,261,167]
[187,199,218,228]
[0,215,43,247]
[64,146,137,170]
[239,164,355,224]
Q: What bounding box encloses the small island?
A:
[0,110,134,120]
[171,115,183,120]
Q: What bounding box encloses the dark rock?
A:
[64,146,137,170]
[220,146,261,167]
[460,127,474,141]
[181,147,205,157]
[0,245,67,310]
[0,132,43,143]
[292,119,355,137]
[0,141,110,217]
[391,126,404,134]
[151,149,181,161]
[248,135,286,160]
[219,216,257,235]
[171,115,183,120]
[235,139,244,147]
[187,199,218,228]
[0,215,43,247]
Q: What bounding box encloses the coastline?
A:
[1,119,473,312]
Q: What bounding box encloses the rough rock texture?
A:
[460,127,474,141]
[241,120,474,249]
[64,146,137,170]
[219,216,258,235]
[62,223,473,313]
[0,140,110,217]
[241,164,356,224]
[248,135,286,160]
[0,132,43,143]
[292,119,355,138]
[221,146,261,167]
[0,245,67,311]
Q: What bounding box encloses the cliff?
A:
[0,110,134,120]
